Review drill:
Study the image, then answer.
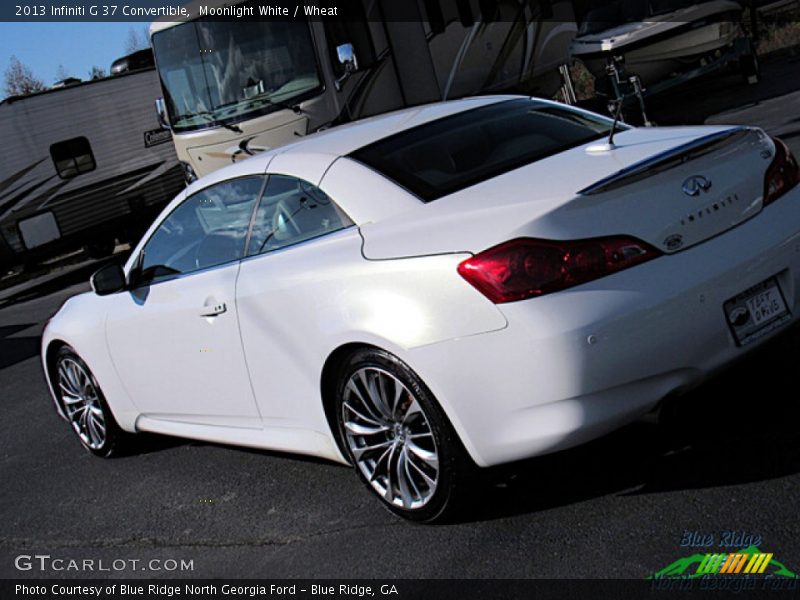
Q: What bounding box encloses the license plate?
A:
[724,276,791,346]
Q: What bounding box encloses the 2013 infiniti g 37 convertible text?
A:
[42,96,800,521]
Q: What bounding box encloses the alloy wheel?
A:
[341,367,439,510]
[57,357,107,450]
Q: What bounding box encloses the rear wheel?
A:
[54,347,128,457]
[334,348,471,522]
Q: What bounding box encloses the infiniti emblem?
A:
[682,175,712,197]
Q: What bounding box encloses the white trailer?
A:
[0,61,184,271]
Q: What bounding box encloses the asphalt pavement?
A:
[1,56,800,580]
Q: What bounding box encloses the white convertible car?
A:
[42,96,800,521]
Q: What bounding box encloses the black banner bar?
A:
[3,579,800,600]
[3,0,799,23]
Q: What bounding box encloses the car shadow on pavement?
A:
[0,323,40,370]
[115,431,188,457]
[0,256,120,310]
[458,328,800,523]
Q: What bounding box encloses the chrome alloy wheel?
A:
[342,367,439,510]
[57,357,106,450]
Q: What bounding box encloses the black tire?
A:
[333,348,473,523]
[53,347,130,458]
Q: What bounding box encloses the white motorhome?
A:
[150,0,579,180]
[0,55,184,272]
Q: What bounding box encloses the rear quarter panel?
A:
[234,228,508,437]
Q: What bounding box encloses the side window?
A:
[139,176,263,284]
[247,175,351,256]
[50,137,96,179]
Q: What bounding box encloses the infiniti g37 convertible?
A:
[42,96,800,521]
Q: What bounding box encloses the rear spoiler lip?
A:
[577,126,751,196]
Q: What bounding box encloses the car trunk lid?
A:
[359,125,776,259]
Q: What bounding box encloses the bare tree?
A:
[124,26,150,54]
[3,55,46,97]
[55,64,70,82]
[89,66,107,80]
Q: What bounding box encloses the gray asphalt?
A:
[2,56,800,580]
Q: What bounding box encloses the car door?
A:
[105,176,265,427]
[235,174,355,432]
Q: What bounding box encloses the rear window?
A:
[348,98,615,202]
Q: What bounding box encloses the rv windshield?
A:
[152,12,321,132]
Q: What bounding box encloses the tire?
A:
[334,348,472,522]
[53,347,129,457]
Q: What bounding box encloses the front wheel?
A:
[334,348,471,522]
[53,347,129,457]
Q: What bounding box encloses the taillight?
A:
[764,137,800,206]
[457,236,662,304]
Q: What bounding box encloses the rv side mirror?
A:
[337,43,359,72]
[155,97,171,130]
[90,263,126,296]
[334,43,359,91]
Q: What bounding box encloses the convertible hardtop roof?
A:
[277,95,516,158]
[346,97,614,201]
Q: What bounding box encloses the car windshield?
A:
[152,7,321,132]
[349,99,616,202]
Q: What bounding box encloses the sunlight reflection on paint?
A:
[362,291,428,345]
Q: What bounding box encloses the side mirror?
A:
[334,43,359,91]
[337,43,358,72]
[90,263,126,296]
[155,97,171,130]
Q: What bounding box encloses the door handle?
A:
[200,302,227,317]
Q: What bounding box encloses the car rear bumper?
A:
[406,188,800,467]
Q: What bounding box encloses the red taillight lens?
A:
[764,137,800,206]
[457,236,662,303]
